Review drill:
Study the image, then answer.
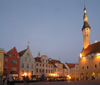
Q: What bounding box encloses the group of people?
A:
[3,71,14,85]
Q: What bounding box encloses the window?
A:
[13,54,16,56]
[32,64,34,69]
[42,69,44,73]
[87,66,89,69]
[87,34,88,37]
[95,64,97,68]
[4,66,7,71]
[40,64,41,67]
[4,59,7,63]
[51,70,52,73]
[31,71,33,75]
[43,59,44,62]
[40,69,41,73]
[82,67,84,70]
[46,65,47,67]
[21,70,24,74]
[43,64,44,67]
[51,65,52,68]
[27,64,29,68]
[29,58,31,62]
[27,53,30,57]
[49,69,50,73]
[12,67,17,71]
[36,69,38,72]
[46,69,47,73]
[12,60,17,64]
[22,63,24,68]
[27,70,29,75]
[46,60,47,63]
[25,57,27,61]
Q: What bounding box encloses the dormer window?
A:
[27,53,30,57]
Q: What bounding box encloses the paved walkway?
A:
[14,80,100,85]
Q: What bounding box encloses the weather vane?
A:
[28,41,29,46]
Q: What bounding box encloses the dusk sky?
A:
[0,0,100,63]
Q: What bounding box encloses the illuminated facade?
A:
[79,7,100,80]
[34,54,54,77]
[18,46,36,80]
[70,63,79,81]
[0,48,5,78]
[3,47,20,80]
[35,53,67,77]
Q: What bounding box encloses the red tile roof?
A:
[63,64,67,69]
[18,49,27,57]
[34,57,41,62]
[50,59,61,64]
[6,47,15,54]
[66,63,75,69]
[82,41,100,56]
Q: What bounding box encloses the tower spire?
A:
[82,4,91,49]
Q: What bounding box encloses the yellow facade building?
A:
[0,48,5,78]
[79,7,100,80]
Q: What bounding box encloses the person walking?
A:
[8,71,14,85]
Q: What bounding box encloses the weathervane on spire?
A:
[27,41,30,49]
[84,0,85,8]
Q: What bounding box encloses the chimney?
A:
[27,45,29,49]
[95,40,97,43]
[37,52,40,57]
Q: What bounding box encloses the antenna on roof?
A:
[59,57,60,61]
[27,41,30,49]
[84,0,85,8]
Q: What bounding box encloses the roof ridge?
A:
[18,48,27,57]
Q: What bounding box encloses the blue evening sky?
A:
[0,0,100,63]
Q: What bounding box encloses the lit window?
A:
[12,67,17,71]
[21,70,24,74]
[40,69,41,73]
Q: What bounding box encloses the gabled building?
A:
[0,48,5,78]
[50,59,67,76]
[3,47,20,80]
[65,63,75,76]
[34,52,54,77]
[18,46,35,80]
[70,63,79,81]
